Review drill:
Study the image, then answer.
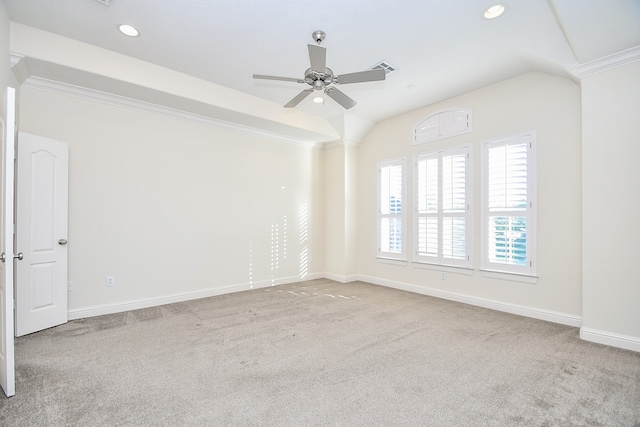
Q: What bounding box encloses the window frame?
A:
[413,144,472,269]
[377,157,407,261]
[480,130,537,276]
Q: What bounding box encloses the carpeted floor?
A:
[1,279,639,426]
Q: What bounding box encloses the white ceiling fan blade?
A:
[253,74,304,83]
[325,87,357,109]
[308,44,326,74]
[334,68,386,84]
[284,89,313,108]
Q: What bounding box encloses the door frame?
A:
[0,87,16,398]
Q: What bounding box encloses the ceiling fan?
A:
[253,31,386,110]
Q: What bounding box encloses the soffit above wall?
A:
[12,56,342,146]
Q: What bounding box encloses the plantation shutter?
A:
[417,155,438,258]
[442,152,467,260]
[413,109,472,145]
[378,158,405,259]
[415,146,470,267]
[483,132,536,275]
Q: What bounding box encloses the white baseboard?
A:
[358,274,582,327]
[68,273,323,320]
[580,327,640,353]
[321,273,359,284]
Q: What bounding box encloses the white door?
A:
[15,132,69,337]
[0,88,16,397]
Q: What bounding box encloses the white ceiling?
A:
[4,0,640,125]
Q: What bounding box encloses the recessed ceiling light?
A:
[312,95,324,104]
[118,24,139,37]
[483,4,506,20]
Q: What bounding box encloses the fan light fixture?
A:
[118,24,139,37]
[483,4,506,19]
[312,95,324,104]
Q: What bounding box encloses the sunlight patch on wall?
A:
[248,240,253,288]
[270,223,280,285]
[269,214,290,286]
[299,200,309,279]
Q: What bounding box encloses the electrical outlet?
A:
[67,281,74,291]
[440,272,446,280]
[106,276,115,287]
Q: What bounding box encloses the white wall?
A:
[0,1,15,90]
[323,144,346,278]
[356,72,583,323]
[18,86,325,315]
[323,143,359,282]
[581,61,640,350]
[344,144,358,279]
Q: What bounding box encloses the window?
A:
[378,157,406,260]
[414,145,472,268]
[481,131,536,276]
[413,108,472,145]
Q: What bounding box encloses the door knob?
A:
[1,252,24,261]
[58,239,68,246]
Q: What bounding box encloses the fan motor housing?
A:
[304,67,334,89]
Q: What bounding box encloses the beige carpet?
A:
[1,279,639,426]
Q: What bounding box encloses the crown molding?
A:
[10,53,23,66]
[571,45,640,79]
[10,53,29,83]
[322,140,359,149]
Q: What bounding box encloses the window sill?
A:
[376,257,408,266]
[412,262,474,276]
[480,269,538,284]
